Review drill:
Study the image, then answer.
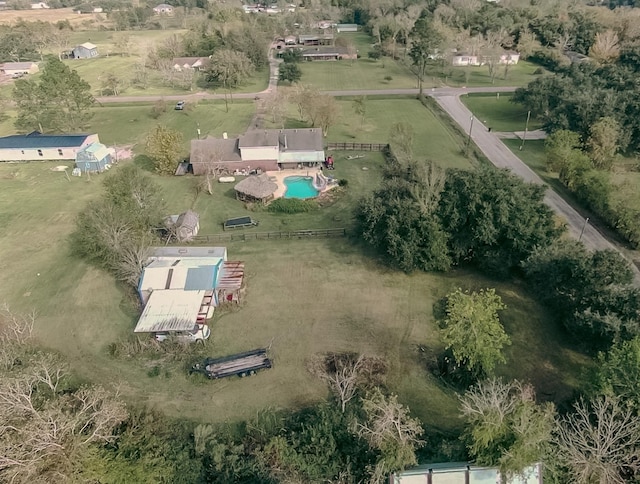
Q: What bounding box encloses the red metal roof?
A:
[216,261,244,290]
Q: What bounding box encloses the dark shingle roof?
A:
[0,132,91,149]
[239,130,279,148]
[190,137,242,163]
[278,128,323,151]
[301,46,349,57]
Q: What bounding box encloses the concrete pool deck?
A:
[266,168,332,199]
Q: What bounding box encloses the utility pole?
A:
[579,217,590,242]
[465,115,474,156]
[519,110,531,151]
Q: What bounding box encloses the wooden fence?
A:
[327,142,389,152]
[189,228,347,243]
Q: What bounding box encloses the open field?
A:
[426,60,544,88]
[0,7,103,26]
[0,161,589,428]
[295,32,543,90]
[268,96,476,171]
[0,100,256,151]
[461,93,544,133]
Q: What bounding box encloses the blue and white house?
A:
[0,132,98,162]
[75,142,112,173]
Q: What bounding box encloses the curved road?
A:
[95,76,636,271]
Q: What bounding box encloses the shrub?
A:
[268,198,317,213]
[338,179,349,187]
[150,100,167,119]
[384,75,393,82]
[533,67,545,75]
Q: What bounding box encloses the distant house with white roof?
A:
[171,56,210,71]
[0,62,39,76]
[71,42,99,59]
[31,2,50,8]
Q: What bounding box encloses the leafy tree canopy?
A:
[441,288,509,377]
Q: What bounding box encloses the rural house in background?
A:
[171,57,210,71]
[298,33,334,46]
[336,24,358,32]
[74,142,113,173]
[301,46,356,61]
[165,210,200,242]
[0,62,39,76]
[30,1,49,8]
[189,128,325,174]
[71,43,99,59]
[451,51,520,66]
[153,3,174,14]
[0,132,99,162]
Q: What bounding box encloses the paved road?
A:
[433,94,619,251]
[94,86,518,104]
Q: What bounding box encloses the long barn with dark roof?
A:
[0,131,99,162]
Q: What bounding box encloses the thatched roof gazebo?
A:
[234,174,278,204]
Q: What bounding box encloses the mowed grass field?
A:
[0,100,256,151]
[295,32,543,90]
[0,7,103,26]
[426,60,544,88]
[0,161,589,428]
[461,93,544,132]
[269,96,475,171]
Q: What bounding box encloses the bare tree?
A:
[113,235,153,287]
[389,121,414,160]
[114,33,133,57]
[589,30,621,64]
[554,396,640,484]
[410,161,446,214]
[0,304,35,370]
[308,353,387,412]
[260,90,288,128]
[354,387,424,450]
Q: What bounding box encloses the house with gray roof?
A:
[71,42,99,59]
[301,46,356,61]
[189,128,325,175]
[0,131,99,162]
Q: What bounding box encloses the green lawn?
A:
[91,100,256,150]
[294,32,544,91]
[426,60,545,88]
[267,96,475,170]
[0,161,588,429]
[461,93,544,133]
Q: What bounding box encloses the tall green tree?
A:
[409,16,443,96]
[13,56,94,133]
[206,49,254,112]
[441,288,510,377]
[352,96,367,128]
[438,167,561,275]
[278,62,302,84]
[587,116,621,170]
[590,337,640,410]
[145,124,184,175]
[356,169,451,273]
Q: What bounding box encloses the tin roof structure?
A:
[216,261,244,290]
[134,289,206,333]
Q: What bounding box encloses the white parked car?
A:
[155,324,210,343]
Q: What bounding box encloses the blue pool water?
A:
[284,176,319,199]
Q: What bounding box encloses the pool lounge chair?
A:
[223,216,260,230]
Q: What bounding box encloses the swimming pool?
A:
[284,176,319,199]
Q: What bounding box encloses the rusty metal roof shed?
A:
[216,261,244,290]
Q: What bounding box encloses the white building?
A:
[152,3,174,14]
[0,62,39,76]
[0,132,98,162]
[391,462,543,484]
[30,2,50,8]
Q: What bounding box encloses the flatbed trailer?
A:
[191,348,272,379]
[223,216,259,230]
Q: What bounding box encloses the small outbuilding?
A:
[173,210,200,242]
[72,43,99,59]
[75,142,112,173]
[234,173,278,204]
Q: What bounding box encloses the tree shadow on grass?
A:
[133,154,155,172]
